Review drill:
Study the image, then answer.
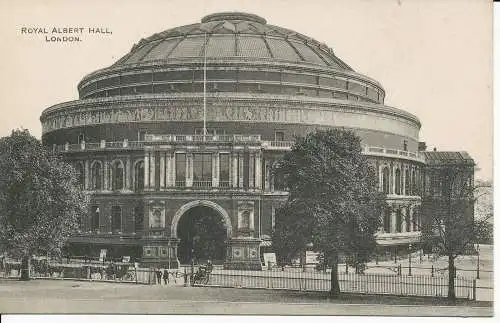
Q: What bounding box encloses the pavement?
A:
[0,279,493,316]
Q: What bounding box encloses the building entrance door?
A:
[176,205,227,265]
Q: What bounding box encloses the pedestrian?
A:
[206,259,213,272]
[155,267,162,284]
[163,268,169,285]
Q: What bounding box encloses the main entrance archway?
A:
[172,200,232,265]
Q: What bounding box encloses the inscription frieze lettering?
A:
[40,103,419,139]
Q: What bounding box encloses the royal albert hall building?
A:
[40,12,426,269]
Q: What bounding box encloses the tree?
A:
[272,129,386,297]
[421,161,491,300]
[0,129,88,280]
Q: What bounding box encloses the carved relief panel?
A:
[237,201,254,235]
[148,200,166,229]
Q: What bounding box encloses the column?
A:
[232,153,238,188]
[255,152,262,190]
[125,157,131,190]
[186,152,193,187]
[159,153,165,189]
[166,152,173,187]
[390,209,397,233]
[249,153,255,189]
[402,165,406,196]
[150,152,156,189]
[84,159,90,190]
[213,153,219,187]
[378,165,383,192]
[103,159,109,191]
[238,152,244,188]
[401,208,407,233]
[144,152,150,189]
[409,207,414,232]
[264,159,270,191]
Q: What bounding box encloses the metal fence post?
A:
[472,279,477,301]
[398,264,401,276]
[431,265,434,277]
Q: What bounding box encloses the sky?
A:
[0,0,493,180]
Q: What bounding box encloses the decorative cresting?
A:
[171,200,232,238]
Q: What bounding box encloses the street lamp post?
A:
[408,243,412,276]
[476,244,480,279]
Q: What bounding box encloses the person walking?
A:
[163,268,169,285]
[155,267,162,285]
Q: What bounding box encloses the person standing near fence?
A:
[155,267,162,285]
[163,268,169,285]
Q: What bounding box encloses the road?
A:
[0,279,492,316]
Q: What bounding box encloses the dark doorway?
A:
[177,206,227,265]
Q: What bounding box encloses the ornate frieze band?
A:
[41,98,420,139]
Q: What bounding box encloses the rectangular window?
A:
[193,153,212,187]
[275,131,285,141]
[219,153,230,187]
[175,153,186,187]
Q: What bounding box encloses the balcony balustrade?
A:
[52,136,425,163]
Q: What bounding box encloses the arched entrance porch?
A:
[171,200,232,265]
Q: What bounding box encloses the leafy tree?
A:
[0,129,88,279]
[421,162,491,300]
[272,129,386,297]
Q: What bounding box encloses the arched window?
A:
[412,170,417,195]
[75,162,84,189]
[91,206,100,231]
[134,161,144,191]
[383,209,391,233]
[395,208,402,233]
[111,206,122,233]
[111,160,124,190]
[134,206,144,233]
[91,162,103,190]
[405,169,410,195]
[395,169,401,195]
[382,167,390,194]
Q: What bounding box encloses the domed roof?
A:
[113,12,353,70]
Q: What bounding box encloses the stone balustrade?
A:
[53,137,425,163]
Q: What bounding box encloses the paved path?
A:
[0,279,492,316]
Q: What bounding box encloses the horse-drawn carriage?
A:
[191,264,213,285]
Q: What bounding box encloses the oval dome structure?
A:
[39,12,426,269]
[111,11,351,69]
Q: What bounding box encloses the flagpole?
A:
[203,32,207,140]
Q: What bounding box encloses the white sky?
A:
[0,0,493,180]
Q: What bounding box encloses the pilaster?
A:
[159,153,165,189]
[150,152,156,189]
[186,152,193,187]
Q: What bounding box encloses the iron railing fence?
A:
[200,270,476,300]
[0,261,155,285]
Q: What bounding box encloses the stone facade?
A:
[39,12,440,269]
